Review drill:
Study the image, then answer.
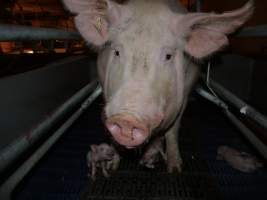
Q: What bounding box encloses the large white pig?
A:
[62,0,253,172]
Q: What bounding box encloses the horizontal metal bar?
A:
[0,24,81,41]
[0,80,97,174]
[0,85,102,200]
[196,87,267,160]
[235,25,267,38]
[0,23,266,41]
[209,79,267,136]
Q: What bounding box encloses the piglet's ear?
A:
[90,145,98,153]
[180,0,254,59]
[62,0,124,46]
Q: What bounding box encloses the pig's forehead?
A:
[112,19,179,50]
[110,5,184,50]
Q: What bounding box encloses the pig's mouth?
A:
[106,153,115,160]
[105,113,150,149]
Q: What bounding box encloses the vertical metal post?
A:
[196,0,202,12]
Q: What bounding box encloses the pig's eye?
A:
[114,50,120,57]
[165,54,172,61]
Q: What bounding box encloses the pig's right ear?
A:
[62,0,125,46]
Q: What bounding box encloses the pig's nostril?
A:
[107,123,121,136]
[106,114,149,147]
[132,127,145,141]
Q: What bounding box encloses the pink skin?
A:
[63,0,254,172]
[87,143,118,180]
[217,146,263,173]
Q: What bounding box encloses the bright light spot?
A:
[24,50,34,54]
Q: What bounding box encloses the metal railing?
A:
[209,79,267,134]
[0,84,102,200]
[0,24,81,41]
[0,24,266,43]
[0,0,266,197]
[0,80,98,174]
[235,25,267,38]
[196,71,267,160]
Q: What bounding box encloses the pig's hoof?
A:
[167,159,183,173]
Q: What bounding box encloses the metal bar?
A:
[0,80,98,174]
[0,24,266,42]
[235,25,267,38]
[0,24,81,41]
[209,79,267,135]
[196,0,202,12]
[0,85,102,200]
[196,87,267,160]
[225,109,267,160]
[195,87,228,110]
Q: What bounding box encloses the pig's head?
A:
[63,0,253,148]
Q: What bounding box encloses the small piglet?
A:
[140,138,166,169]
[87,143,119,180]
[217,145,263,173]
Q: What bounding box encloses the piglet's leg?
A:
[101,161,110,178]
[106,160,113,170]
[111,151,120,171]
[158,146,167,161]
[91,162,97,180]
[159,150,167,162]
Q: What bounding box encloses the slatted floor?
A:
[13,95,267,200]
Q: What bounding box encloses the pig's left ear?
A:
[62,0,126,46]
[179,0,254,59]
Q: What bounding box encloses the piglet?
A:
[140,137,167,169]
[87,143,120,180]
[217,145,263,173]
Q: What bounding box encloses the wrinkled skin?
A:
[63,0,254,173]
[140,137,166,169]
[217,145,263,173]
[87,143,120,180]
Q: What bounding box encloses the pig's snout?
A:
[106,114,149,148]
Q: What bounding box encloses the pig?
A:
[63,0,254,173]
[140,137,167,169]
[87,143,120,180]
[217,145,263,173]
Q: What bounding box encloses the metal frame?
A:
[235,25,267,38]
[0,84,102,200]
[0,80,98,174]
[208,78,267,135]
[196,86,267,160]
[0,0,266,197]
[0,24,81,41]
[0,25,266,43]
